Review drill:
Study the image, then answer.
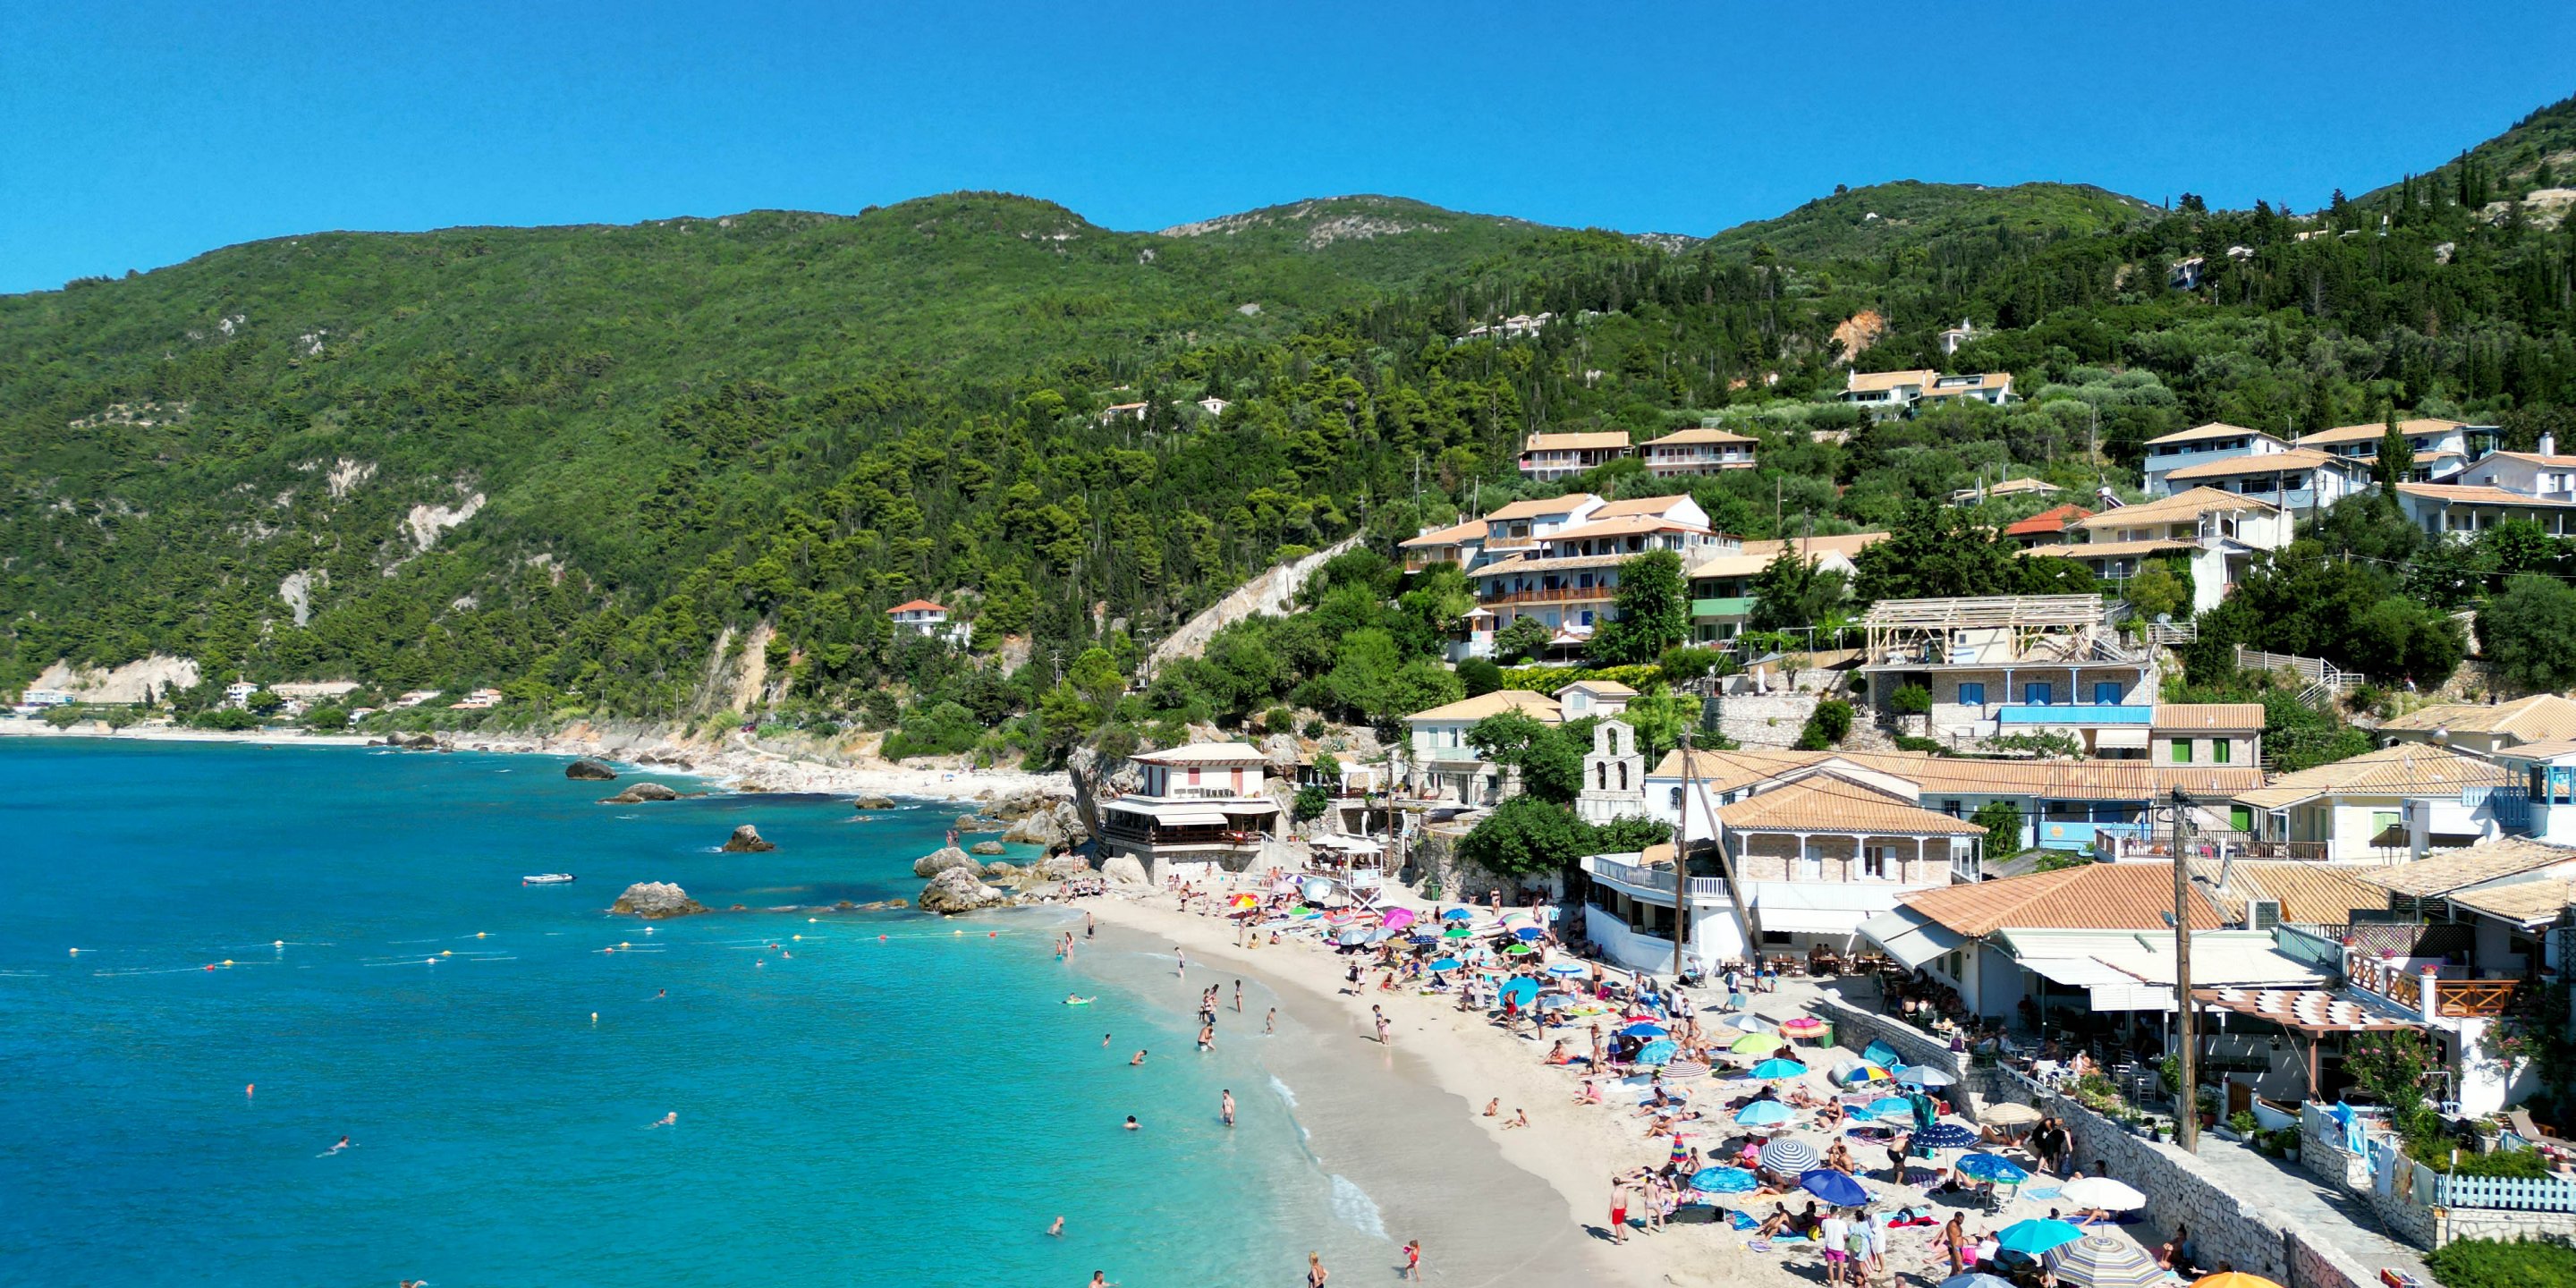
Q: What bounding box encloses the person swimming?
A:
[1123,1115,1140,1131]
[646,1112,676,1129]
[319,1135,352,1156]
[1064,994,1095,1005]
[1047,1216,1064,1237]
[1131,1049,1148,1065]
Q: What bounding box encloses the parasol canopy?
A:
[1757,1139,1818,1173]
[1498,978,1539,1006]
[1954,1153,2030,1183]
[1835,1062,1894,1085]
[1894,1063,1956,1088]
[1799,1168,1869,1208]
[1381,908,1416,932]
[1730,1033,1784,1055]
[1634,1039,1678,1065]
[1994,1219,2086,1258]
[1746,1058,1809,1080]
[2058,1177,2148,1211]
[1735,1100,1795,1126]
[1428,957,1462,971]
[1546,962,1589,977]
[2191,1276,2284,1288]
[1439,908,1473,921]
[1779,1016,1827,1037]
[1690,1165,1757,1194]
[1618,1022,1669,1038]
[1979,1102,2042,1126]
[1911,1122,1978,1150]
[1664,1059,1711,1078]
[1723,1013,1777,1032]
[2044,1233,2165,1288]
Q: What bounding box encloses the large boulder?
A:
[721,825,776,852]
[610,881,708,919]
[852,794,898,810]
[917,865,1003,914]
[384,733,441,750]
[1003,801,1089,849]
[1033,854,1092,882]
[911,845,978,878]
[969,840,1006,856]
[980,860,1021,880]
[984,787,1065,822]
[602,782,681,804]
[954,813,1005,834]
[565,758,618,781]
[1101,853,1150,886]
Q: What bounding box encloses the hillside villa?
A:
[2139,423,2289,496]
[1096,743,1283,877]
[2398,436,2576,537]
[2377,693,2576,757]
[1518,431,1632,480]
[2016,487,2292,610]
[1469,495,1733,643]
[1640,427,1757,476]
[2157,448,2369,513]
[2295,418,2490,483]
[2232,741,2521,862]
[1840,369,2014,417]
[1856,594,2159,742]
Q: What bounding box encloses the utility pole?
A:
[1675,726,1695,981]
[2171,786,2199,1154]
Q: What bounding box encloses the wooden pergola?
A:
[2192,986,2425,1102]
[1859,594,2112,665]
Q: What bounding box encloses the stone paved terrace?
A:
[2187,1129,2433,1285]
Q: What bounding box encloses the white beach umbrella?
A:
[2057,1177,2148,1211]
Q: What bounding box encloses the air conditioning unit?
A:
[2249,898,2281,932]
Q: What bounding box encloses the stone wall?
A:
[1716,691,1819,750]
[2299,1103,2371,1192]
[1982,1072,2377,1288]
[1809,989,1964,1079]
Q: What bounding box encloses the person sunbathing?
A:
[1824,1140,1857,1174]
[1572,1080,1604,1106]
[1755,1204,1796,1237]
[1544,1039,1572,1064]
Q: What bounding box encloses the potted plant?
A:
[2196,1088,2220,1129]
[2219,1109,2258,1142]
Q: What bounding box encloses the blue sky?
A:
[4,1,2572,293]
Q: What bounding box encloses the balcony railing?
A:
[1582,855,1729,901]
[1690,597,1753,619]
[1997,703,2153,726]
[1479,586,1614,606]
[2343,948,2523,1017]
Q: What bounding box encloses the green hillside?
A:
[1703,181,2157,260]
[2355,93,2576,211]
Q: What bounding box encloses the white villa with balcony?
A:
[2158,447,2370,513]
[1640,427,1757,477]
[1858,594,2158,742]
[2398,439,2576,538]
[2232,741,2521,864]
[2295,418,2490,483]
[2140,423,2291,496]
[1518,431,1632,480]
[1097,743,1284,875]
[1403,690,1562,806]
[2020,487,2292,612]
[1470,495,1732,640]
[1841,369,2014,418]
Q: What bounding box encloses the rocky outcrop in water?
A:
[954,813,1004,833]
[917,865,1006,914]
[980,860,1020,881]
[852,794,897,810]
[970,840,1005,856]
[610,881,708,919]
[602,782,681,804]
[379,733,442,750]
[1032,854,1092,882]
[911,845,977,877]
[721,825,775,852]
[564,758,618,781]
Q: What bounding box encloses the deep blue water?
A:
[0,738,1394,1287]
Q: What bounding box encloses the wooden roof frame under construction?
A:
[1859,594,2114,666]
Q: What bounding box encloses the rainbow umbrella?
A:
[1746,1058,1809,1080]
[1835,1062,1894,1085]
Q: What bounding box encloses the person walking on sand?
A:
[1373,1008,1391,1046]
[1401,1239,1421,1280]
[1608,1174,1635,1244]
[1222,1089,1235,1126]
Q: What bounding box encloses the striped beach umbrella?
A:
[1758,1139,1818,1173]
[1664,1059,1711,1079]
[1835,1061,1894,1085]
[1911,1122,1977,1150]
[2045,1233,2165,1288]
[1780,1016,1827,1038]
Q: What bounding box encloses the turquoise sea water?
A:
[0,738,1413,1287]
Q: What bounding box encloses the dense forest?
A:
[6,96,2576,757]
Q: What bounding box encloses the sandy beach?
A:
[0,719,1069,804]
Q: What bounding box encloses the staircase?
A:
[2233,645,2361,710]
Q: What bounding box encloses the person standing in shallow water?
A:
[1221,1089,1235,1126]
[1306,1251,1329,1286]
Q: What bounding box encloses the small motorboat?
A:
[521,873,576,886]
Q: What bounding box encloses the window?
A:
[1863,849,1887,878]
[1958,682,1986,707]
[2172,740,2192,764]
[1941,800,1962,818]
[1669,788,1684,811]
[2023,682,2053,705]
[2093,682,2123,705]
[2212,739,2231,764]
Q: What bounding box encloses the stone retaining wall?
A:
[1810,989,1964,1080]
[1983,1072,2375,1288]
[2300,1103,2372,1192]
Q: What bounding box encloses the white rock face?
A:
[31,654,200,704]
[326,458,376,499]
[403,493,486,551]
[278,570,326,627]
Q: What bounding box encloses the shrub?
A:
[2227,1110,2259,1135]
[1292,784,1328,822]
[1811,699,1853,741]
[1456,657,1504,697]
[2426,1236,2576,1288]
[1893,734,1947,754]
[1888,683,1933,716]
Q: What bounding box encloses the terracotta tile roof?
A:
[1593,496,1707,520]
[886,599,948,614]
[2443,878,2576,927]
[1557,680,1637,697]
[2164,448,2353,480]
[2233,742,2515,809]
[1404,689,1563,724]
[1846,369,1936,394]
[2478,451,2576,469]
[1548,513,1711,542]
[2190,859,2392,926]
[1523,431,1632,452]
[2298,419,2468,447]
[1469,553,1633,580]
[1716,775,1985,836]
[1399,519,1488,547]
[1644,428,1757,447]
[2076,487,2279,529]
[2393,483,2576,509]
[1690,549,1858,580]
[2006,504,2093,536]
[1918,373,2012,398]
[2361,836,2576,897]
[1483,493,1600,522]
[1974,478,2065,497]
[2152,703,2265,732]
[1648,747,2264,801]
[1738,532,1890,560]
[1900,862,2226,936]
[2145,422,2282,447]
[2380,694,2576,741]
[2025,538,2197,560]
[2502,739,2576,760]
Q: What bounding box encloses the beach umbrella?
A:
[1545,962,1588,977]
[1729,1033,1782,1055]
[1335,927,1372,945]
[1780,1016,1827,1038]
[1665,1059,1711,1079]
[1979,1102,2042,1126]
[1735,1099,1795,1126]
[1911,1122,1977,1150]
[1618,1022,1669,1038]
[1894,1063,1956,1088]
[1408,934,1439,945]
[1835,1062,1894,1085]
[2058,1177,2148,1211]
[1799,1168,1870,1208]
[1381,908,1416,932]
[1994,1219,2086,1258]
[1302,877,1335,902]
[1634,1039,1678,1065]
[1428,957,1462,971]
[1954,1153,2030,1184]
[1499,908,1533,921]
[1722,1013,1776,1031]
[2191,1276,2284,1288]
[1537,994,1572,1010]
[1513,926,1546,941]
[1940,1275,2021,1288]
[1690,1165,1758,1195]
[1747,1058,1809,1080]
[1758,1139,1819,1173]
[1498,978,1539,1007]
[1864,1097,1915,1120]
[1443,926,1472,939]
[1503,943,1535,956]
[1861,1038,1902,1065]
[1440,908,1473,921]
[2046,1233,2165,1288]
[1229,894,1259,908]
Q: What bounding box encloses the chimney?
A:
[2541,432,2557,457]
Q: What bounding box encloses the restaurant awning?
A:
[1217,799,1281,816]
[1163,808,1231,827]
[1752,883,1909,936]
[2095,728,2151,751]
[1856,908,1964,970]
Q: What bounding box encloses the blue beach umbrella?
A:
[1498,978,1539,1006]
[1634,1039,1678,1065]
[1618,1022,1669,1038]
[1940,1276,2021,1288]
[1864,1097,1913,1120]
[1955,1153,2030,1184]
[1440,908,1473,921]
[1428,957,1462,971]
[1995,1219,2086,1258]
[1861,1039,1901,1066]
[1799,1167,1870,1208]
[1912,1122,1978,1150]
[1545,962,1588,976]
[1513,926,1546,941]
[1747,1058,1809,1080]
[1734,1099,1795,1126]
[1690,1165,1758,1195]
[1408,934,1439,945]
[1537,994,1572,1010]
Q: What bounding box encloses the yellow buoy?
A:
[476,932,487,939]
[68,948,79,955]
[619,942,631,949]
[792,934,802,942]
[222,959,234,967]
[441,950,453,956]
[590,1013,598,1023]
